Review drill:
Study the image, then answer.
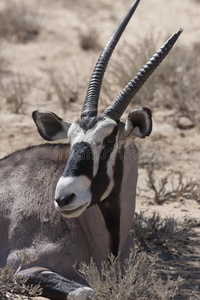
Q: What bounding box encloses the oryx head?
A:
[33,0,182,218]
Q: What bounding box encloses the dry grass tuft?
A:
[0,0,40,43]
[78,251,182,300]
[0,250,42,299]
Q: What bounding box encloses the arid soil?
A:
[0,0,199,299]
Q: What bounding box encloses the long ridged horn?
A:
[103,28,183,121]
[81,0,141,118]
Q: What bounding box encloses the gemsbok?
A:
[0,0,182,299]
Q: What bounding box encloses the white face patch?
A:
[55,175,92,218]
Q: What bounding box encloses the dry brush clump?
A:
[132,211,190,250]
[109,33,158,107]
[145,164,200,204]
[157,43,200,127]
[44,68,87,112]
[138,145,169,170]
[78,251,182,300]
[0,48,9,77]
[0,250,42,299]
[79,28,101,51]
[0,0,40,43]
[0,72,33,114]
[131,212,200,299]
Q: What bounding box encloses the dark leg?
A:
[18,267,93,300]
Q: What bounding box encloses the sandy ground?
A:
[0,0,199,299]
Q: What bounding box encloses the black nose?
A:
[55,193,75,207]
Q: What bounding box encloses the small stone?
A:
[177,116,194,130]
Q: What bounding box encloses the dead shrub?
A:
[145,164,200,204]
[108,33,159,108]
[0,0,40,43]
[78,251,182,300]
[108,34,200,126]
[44,67,86,112]
[0,73,32,114]
[79,28,101,51]
[0,250,42,299]
[156,44,200,126]
[132,211,190,250]
[138,145,168,170]
[48,70,71,112]
[0,48,8,77]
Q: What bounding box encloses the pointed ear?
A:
[32,111,71,141]
[125,107,152,138]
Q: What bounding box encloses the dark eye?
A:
[105,137,116,144]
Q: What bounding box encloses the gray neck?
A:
[78,205,111,268]
[119,142,138,253]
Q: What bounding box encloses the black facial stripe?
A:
[62,142,93,179]
[90,126,119,205]
[98,146,124,257]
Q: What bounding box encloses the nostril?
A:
[64,193,75,205]
[55,193,75,207]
